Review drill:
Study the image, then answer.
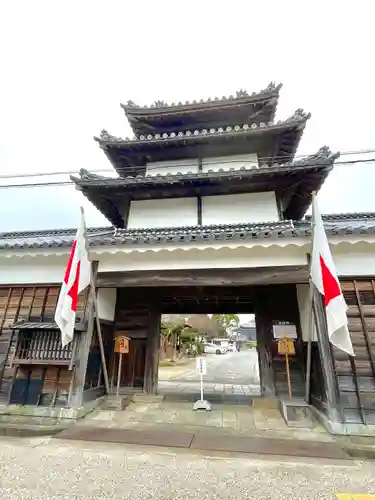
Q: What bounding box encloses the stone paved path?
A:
[158,349,261,397]
[77,400,332,442]
[158,380,261,396]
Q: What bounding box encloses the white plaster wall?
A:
[97,288,117,321]
[1,242,375,286]
[296,283,318,342]
[0,257,67,285]
[202,192,279,225]
[98,245,307,273]
[202,153,258,172]
[127,198,198,229]
[333,244,375,276]
[146,159,198,176]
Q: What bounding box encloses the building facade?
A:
[1,83,375,433]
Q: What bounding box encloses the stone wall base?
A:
[311,406,375,436]
[0,397,104,429]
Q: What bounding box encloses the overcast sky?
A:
[0,1,374,231]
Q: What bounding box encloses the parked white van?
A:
[203,342,227,355]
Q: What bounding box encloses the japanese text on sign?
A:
[114,336,129,354]
[196,357,207,375]
[277,338,295,355]
[272,322,297,339]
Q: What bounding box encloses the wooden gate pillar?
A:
[70,261,99,408]
[144,308,161,395]
[312,288,342,423]
[255,311,276,397]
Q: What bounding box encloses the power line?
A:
[1,157,374,190]
[1,148,375,181]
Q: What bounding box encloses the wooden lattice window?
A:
[335,279,375,424]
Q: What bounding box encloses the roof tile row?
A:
[96,109,310,145]
[73,146,337,187]
[1,214,375,251]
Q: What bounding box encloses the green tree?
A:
[211,314,240,336]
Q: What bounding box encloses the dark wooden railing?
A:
[13,331,73,365]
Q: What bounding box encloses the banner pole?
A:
[81,206,110,395]
[304,192,316,404]
[305,278,314,403]
[91,277,110,394]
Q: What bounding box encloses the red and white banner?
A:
[55,209,91,346]
[310,197,354,356]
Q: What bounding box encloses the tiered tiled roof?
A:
[121,82,282,136]
[71,147,338,226]
[95,108,310,177]
[96,108,309,146]
[1,213,375,251]
[122,82,282,111]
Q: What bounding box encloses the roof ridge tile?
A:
[121,82,282,110]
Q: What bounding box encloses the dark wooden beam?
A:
[97,266,309,288]
[197,196,202,225]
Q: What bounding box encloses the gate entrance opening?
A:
[112,282,308,403]
[158,312,260,403]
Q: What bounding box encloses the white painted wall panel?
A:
[98,245,308,273]
[127,198,198,229]
[1,243,375,287]
[202,192,279,225]
[334,245,375,276]
[0,257,66,285]
[146,159,198,176]
[97,288,117,321]
[202,154,258,172]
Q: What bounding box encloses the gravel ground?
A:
[0,436,374,499]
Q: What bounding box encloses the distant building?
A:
[232,323,257,341]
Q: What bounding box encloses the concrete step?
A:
[101,395,132,411]
[279,399,316,428]
[0,422,68,437]
[132,394,164,404]
[251,397,280,410]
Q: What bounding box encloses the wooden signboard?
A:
[114,335,129,354]
[115,335,130,397]
[277,337,295,400]
[277,338,295,356]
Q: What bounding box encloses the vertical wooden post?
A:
[144,308,161,395]
[91,287,110,394]
[116,353,123,396]
[313,287,342,422]
[110,353,116,390]
[69,261,98,408]
[304,280,315,403]
[285,351,292,400]
[254,309,276,397]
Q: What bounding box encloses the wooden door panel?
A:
[120,339,146,389]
